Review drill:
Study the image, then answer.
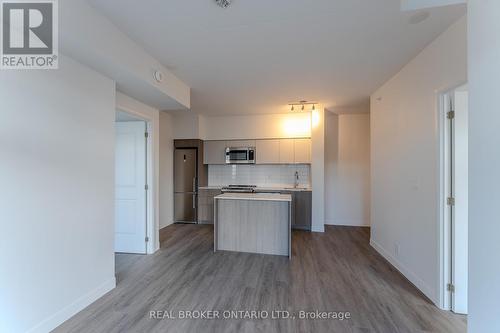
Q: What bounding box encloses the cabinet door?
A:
[294,139,311,164]
[279,139,295,164]
[280,191,295,227]
[256,140,280,164]
[203,141,227,164]
[198,189,221,224]
[197,190,209,224]
[294,191,312,230]
[226,140,256,148]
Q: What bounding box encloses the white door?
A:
[451,89,468,314]
[115,121,147,254]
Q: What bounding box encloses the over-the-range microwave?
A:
[225,147,256,164]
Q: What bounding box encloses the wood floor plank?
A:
[53,225,466,333]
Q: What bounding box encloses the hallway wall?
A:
[325,112,371,226]
[468,1,500,331]
[370,16,467,304]
[0,55,116,333]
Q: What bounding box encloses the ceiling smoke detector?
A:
[215,0,231,8]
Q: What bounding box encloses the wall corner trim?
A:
[27,277,116,333]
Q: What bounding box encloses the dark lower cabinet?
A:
[198,189,221,224]
[255,189,312,231]
[292,191,312,230]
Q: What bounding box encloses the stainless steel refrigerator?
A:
[174,148,198,223]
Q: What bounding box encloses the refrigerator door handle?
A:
[192,194,196,209]
[192,177,196,192]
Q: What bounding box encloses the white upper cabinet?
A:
[279,139,295,164]
[204,138,312,165]
[256,140,280,164]
[294,138,312,164]
[203,140,227,164]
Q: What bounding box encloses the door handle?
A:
[193,194,196,209]
[193,177,197,192]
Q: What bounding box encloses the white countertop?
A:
[257,186,311,192]
[200,186,311,192]
[215,193,292,202]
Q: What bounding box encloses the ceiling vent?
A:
[215,0,231,8]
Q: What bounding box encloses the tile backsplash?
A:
[208,164,311,188]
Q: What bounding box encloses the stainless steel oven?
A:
[225,147,256,164]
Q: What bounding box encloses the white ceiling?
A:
[88,0,465,115]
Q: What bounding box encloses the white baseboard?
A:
[311,225,325,233]
[325,219,370,227]
[370,239,438,305]
[27,277,116,333]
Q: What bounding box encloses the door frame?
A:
[115,107,156,255]
[437,82,467,310]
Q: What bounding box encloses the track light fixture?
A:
[288,101,318,112]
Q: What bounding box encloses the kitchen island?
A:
[214,193,292,258]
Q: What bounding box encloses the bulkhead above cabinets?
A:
[203,138,311,165]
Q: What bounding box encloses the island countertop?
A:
[199,185,311,192]
[215,193,292,202]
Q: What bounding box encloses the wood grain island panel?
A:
[214,193,292,257]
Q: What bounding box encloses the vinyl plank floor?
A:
[53,225,466,333]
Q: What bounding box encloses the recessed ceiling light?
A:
[409,11,430,25]
[215,0,231,8]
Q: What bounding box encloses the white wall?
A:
[325,113,371,227]
[0,55,116,333]
[468,1,500,332]
[325,112,339,224]
[159,112,174,229]
[172,113,203,139]
[370,16,466,304]
[116,92,161,252]
[311,109,325,233]
[201,112,312,140]
[170,111,313,140]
